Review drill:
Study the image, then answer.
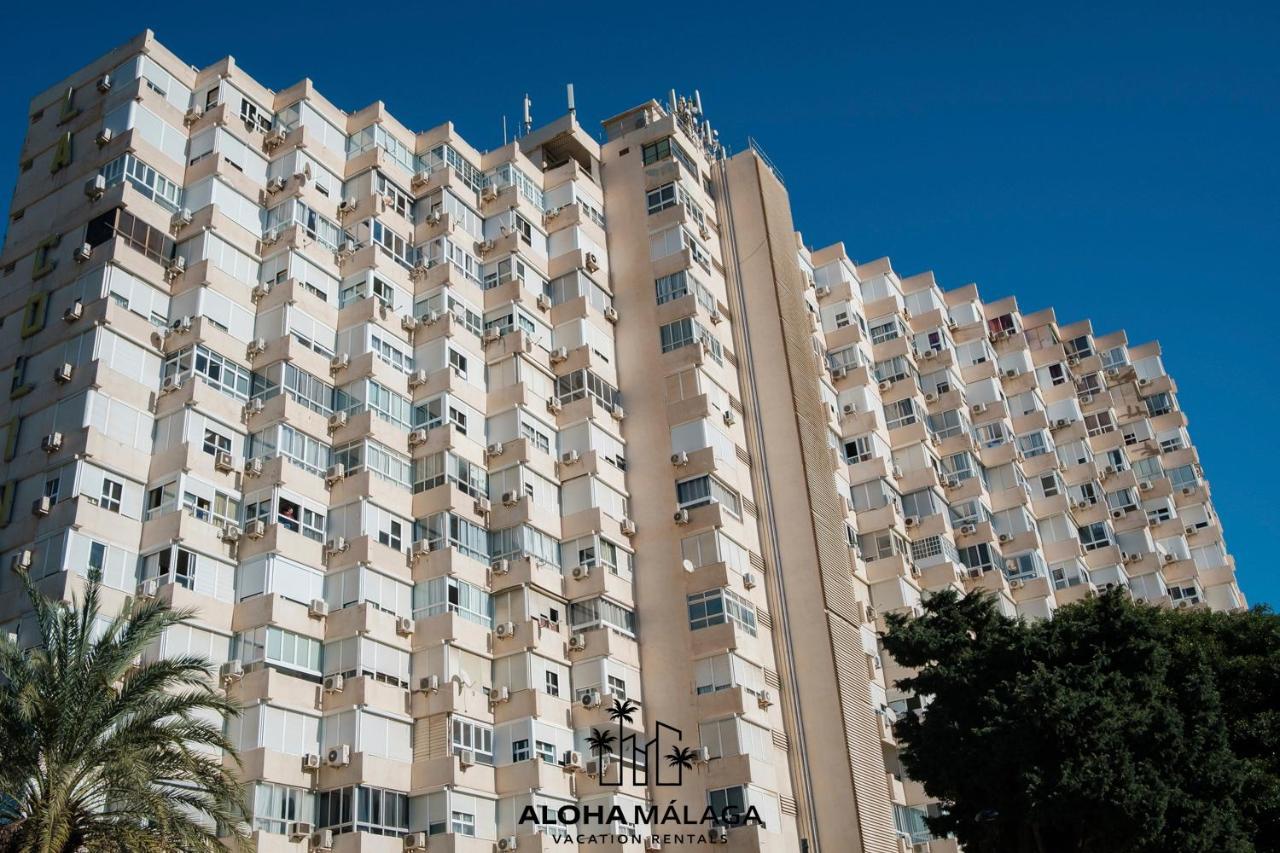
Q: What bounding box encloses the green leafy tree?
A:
[882,588,1277,853]
[0,571,250,852]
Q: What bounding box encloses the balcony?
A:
[411,753,494,793]
[493,686,573,727]
[569,626,640,668]
[495,757,576,799]
[410,681,493,721]
[490,555,567,598]
[413,611,493,657]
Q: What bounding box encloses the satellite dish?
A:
[682,559,695,573]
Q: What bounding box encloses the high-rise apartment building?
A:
[0,30,1244,853]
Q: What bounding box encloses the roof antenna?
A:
[522,94,532,135]
[693,89,704,117]
[502,115,508,146]
[668,89,677,113]
[566,83,576,119]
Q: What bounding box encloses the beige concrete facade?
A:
[0,30,1242,853]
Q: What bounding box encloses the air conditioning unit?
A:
[879,380,892,392]
[264,128,287,149]
[831,366,849,380]
[418,675,440,693]
[301,753,322,771]
[486,442,505,458]
[287,821,313,841]
[1112,509,1125,519]
[401,314,420,333]
[572,564,592,581]
[219,525,241,543]
[245,337,267,359]
[219,660,244,682]
[922,349,938,360]
[757,689,774,708]
[1163,553,1176,564]
[458,748,476,767]
[620,518,638,536]
[408,428,428,447]
[325,745,350,767]
[53,363,73,384]
[998,533,1012,543]
[135,579,159,599]
[245,519,266,539]
[327,412,348,433]
[396,617,415,636]
[563,749,584,771]
[841,403,857,415]
[325,537,349,556]
[972,403,988,414]
[309,599,330,618]
[403,832,428,852]
[612,405,626,421]
[670,451,689,467]
[568,633,587,650]
[73,242,93,263]
[604,306,620,324]
[212,450,236,473]
[97,73,112,92]
[474,497,491,515]
[324,674,346,693]
[482,326,502,344]
[1003,368,1018,379]
[499,490,518,508]
[266,176,287,194]
[310,829,334,851]
[960,523,977,535]
[1138,377,1151,387]
[412,170,431,188]
[495,622,515,639]
[32,496,52,517]
[490,558,510,575]
[8,552,32,574]
[743,572,758,590]
[1010,579,1026,590]
[585,252,600,272]
[325,464,346,486]
[64,301,84,322]
[1080,393,1094,404]
[560,449,580,465]
[338,197,358,214]
[709,310,724,324]
[580,689,601,708]
[84,174,106,199]
[708,827,729,844]
[549,346,569,364]
[925,391,938,403]
[497,838,518,852]
[904,516,919,528]
[171,208,194,231]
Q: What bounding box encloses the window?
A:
[1083,411,1115,437]
[512,739,530,762]
[100,478,123,513]
[202,428,232,456]
[451,811,476,837]
[450,717,494,764]
[708,786,747,826]
[676,475,741,518]
[1078,522,1113,552]
[544,669,560,697]
[569,597,636,636]
[377,519,403,551]
[687,589,757,635]
[884,398,918,430]
[317,786,408,837]
[1145,393,1174,417]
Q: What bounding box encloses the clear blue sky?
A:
[1,1,1275,605]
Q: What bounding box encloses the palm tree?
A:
[666,745,699,773]
[585,728,616,779]
[0,570,250,851]
[606,697,639,761]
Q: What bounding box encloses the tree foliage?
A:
[0,571,251,852]
[883,588,1279,853]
